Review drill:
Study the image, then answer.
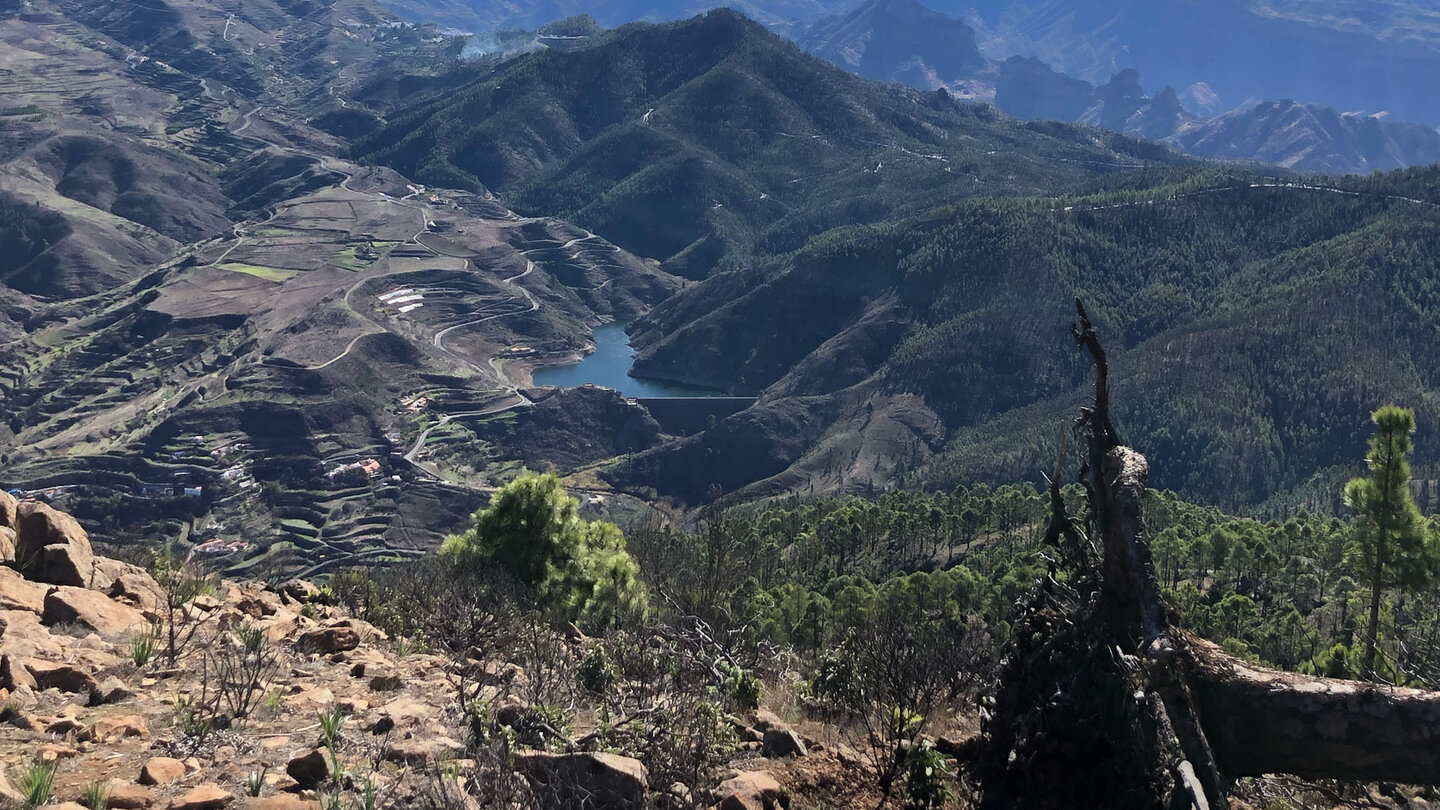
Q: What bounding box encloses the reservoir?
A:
[531,322,721,398]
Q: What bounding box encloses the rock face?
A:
[0,498,807,810]
[512,751,648,809]
[15,500,96,586]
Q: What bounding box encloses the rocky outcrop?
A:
[512,750,648,809]
[0,500,813,810]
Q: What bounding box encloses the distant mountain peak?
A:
[1179,82,1224,116]
[797,0,984,87]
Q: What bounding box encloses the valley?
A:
[5,0,1440,585]
[0,0,691,576]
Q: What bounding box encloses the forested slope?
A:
[614,168,1440,510]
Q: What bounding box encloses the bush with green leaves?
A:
[903,740,955,810]
[441,472,647,632]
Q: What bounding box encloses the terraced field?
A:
[0,0,695,574]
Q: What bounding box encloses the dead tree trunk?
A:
[977,300,1440,809]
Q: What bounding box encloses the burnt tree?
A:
[977,300,1440,810]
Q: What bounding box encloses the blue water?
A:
[531,322,721,398]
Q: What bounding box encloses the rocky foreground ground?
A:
[0,492,873,810]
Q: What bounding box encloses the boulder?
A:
[105,567,164,612]
[235,591,281,618]
[102,779,156,809]
[368,672,403,692]
[240,798,320,810]
[750,709,785,732]
[0,490,16,529]
[80,714,150,742]
[43,586,148,636]
[15,501,95,586]
[715,771,786,810]
[512,750,647,810]
[0,610,57,658]
[45,715,85,735]
[90,676,136,706]
[24,658,98,693]
[167,785,235,810]
[278,579,321,605]
[0,654,36,691]
[6,709,50,731]
[384,736,464,765]
[140,757,187,786]
[286,748,331,788]
[761,727,807,758]
[0,566,46,613]
[295,625,359,654]
[37,743,79,761]
[0,526,15,563]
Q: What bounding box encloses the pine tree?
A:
[441,471,648,631]
[1344,405,1440,677]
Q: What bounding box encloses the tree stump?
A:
[976,300,1440,809]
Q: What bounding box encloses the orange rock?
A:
[0,490,16,530]
[295,626,359,654]
[15,501,95,587]
[37,743,79,761]
[240,797,320,810]
[44,716,85,735]
[80,714,150,742]
[0,567,45,613]
[102,779,156,809]
[140,757,187,786]
[107,569,165,613]
[23,658,99,694]
[42,586,148,636]
[716,770,786,810]
[167,785,235,810]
